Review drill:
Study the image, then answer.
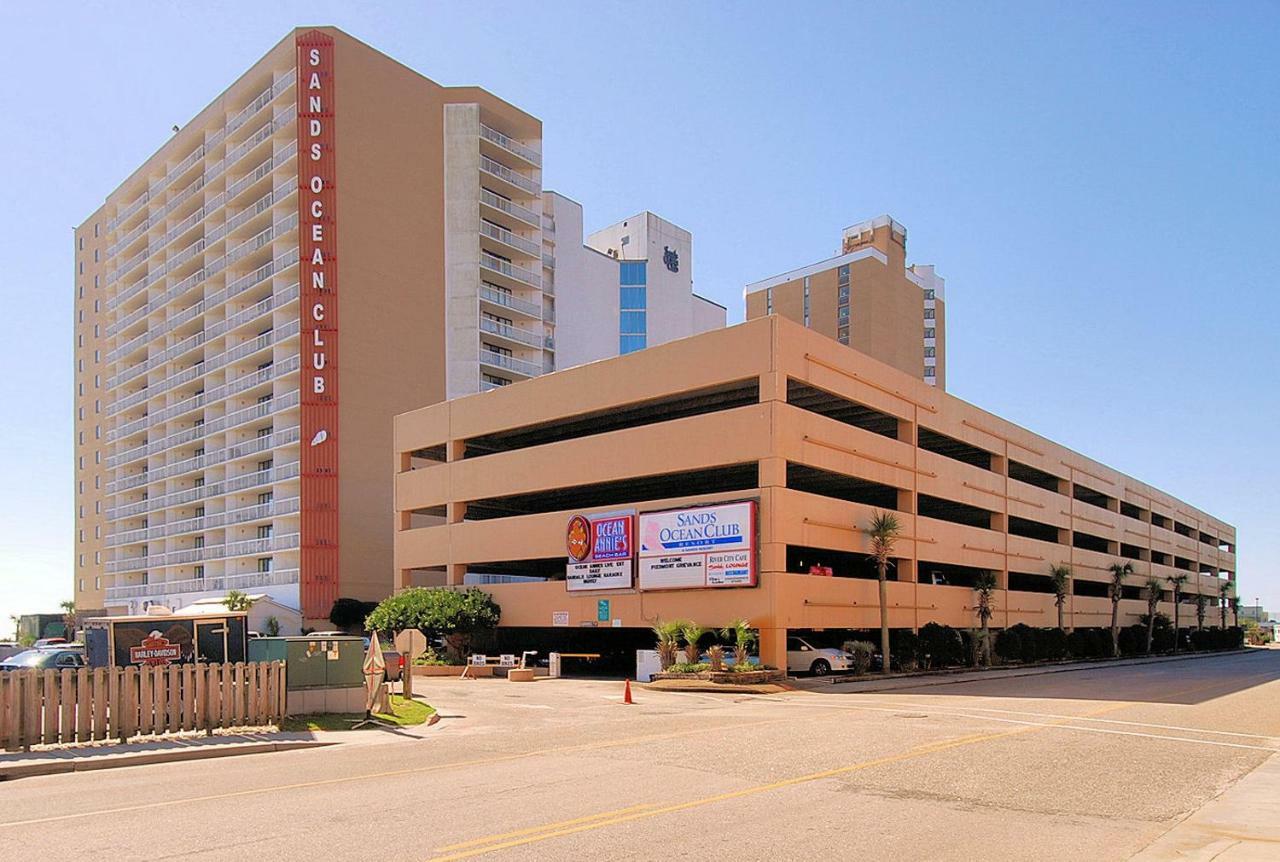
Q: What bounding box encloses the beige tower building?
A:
[74,27,548,625]
[745,215,946,389]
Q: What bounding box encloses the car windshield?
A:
[2,650,51,667]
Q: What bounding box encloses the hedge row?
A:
[897,620,1243,668]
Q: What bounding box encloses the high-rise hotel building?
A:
[745,215,947,389]
[73,28,560,623]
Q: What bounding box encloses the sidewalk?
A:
[792,649,1259,694]
[1131,751,1280,861]
[0,732,333,781]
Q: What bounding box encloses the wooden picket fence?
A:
[0,661,286,751]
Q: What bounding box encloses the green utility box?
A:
[249,636,365,690]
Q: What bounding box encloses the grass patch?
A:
[282,695,435,732]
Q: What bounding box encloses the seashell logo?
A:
[310,429,328,447]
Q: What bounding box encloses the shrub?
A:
[1067,627,1110,659]
[995,627,1023,663]
[919,622,965,668]
[1119,623,1147,656]
[1038,627,1069,661]
[891,630,921,669]
[364,587,501,661]
[706,644,726,672]
[667,662,710,674]
[328,597,377,632]
[843,640,876,675]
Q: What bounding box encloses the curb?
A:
[812,648,1260,694]
[0,739,333,781]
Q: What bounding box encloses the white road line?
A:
[761,699,1280,752]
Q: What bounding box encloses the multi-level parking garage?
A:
[393,315,1236,668]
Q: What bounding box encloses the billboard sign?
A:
[566,511,635,591]
[638,501,757,590]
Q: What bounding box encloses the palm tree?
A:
[719,618,757,667]
[680,622,706,665]
[1195,593,1208,631]
[1219,580,1232,629]
[1168,573,1188,653]
[1143,576,1163,654]
[973,571,998,666]
[1230,596,1241,628]
[223,590,257,612]
[1108,562,1134,657]
[1049,564,1071,632]
[866,511,901,675]
[652,620,682,669]
[58,599,77,639]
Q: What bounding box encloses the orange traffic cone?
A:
[623,678,634,705]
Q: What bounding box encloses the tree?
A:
[364,588,501,661]
[1195,593,1208,631]
[328,597,377,633]
[1219,580,1232,629]
[1049,564,1071,632]
[263,616,281,637]
[719,618,757,667]
[652,619,682,670]
[1143,576,1163,654]
[223,591,257,612]
[1108,562,1134,657]
[1168,573,1188,653]
[973,571,998,666]
[58,599,77,639]
[9,614,20,641]
[1230,596,1241,628]
[866,511,901,675]
[680,622,706,665]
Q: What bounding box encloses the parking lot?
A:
[1,649,1277,860]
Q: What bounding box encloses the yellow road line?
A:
[0,718,790,829]
[425,700,1132,861]
[434,803,661,852]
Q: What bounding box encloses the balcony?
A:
[105,566,300,602]
[479,154,539,196]
[480,220,540,258]
[108,493,301,546]
[480,188,540,228]
[480,252,541,290]
[480,285,541,319]
[106,460,301,520]
[479,316,543,349]
[479,123,541,168]
[479,350,540,378]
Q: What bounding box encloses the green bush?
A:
[1038,627,1069,661]
[1067,627,1110,659]
[995,627,1023,663]
[919,622,965,668]
[365,587,500,661]
[842,640,876,675]
[667,662,710,674]
[891,630,921,670]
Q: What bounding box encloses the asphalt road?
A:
[2,650,1278,861]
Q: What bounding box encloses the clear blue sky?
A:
[1,1,1276,628]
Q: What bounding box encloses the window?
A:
[94,299,100,313]
[94,576,100,589]
[94,551,100,564]
[258,459,273,472]
[620,334,647,354]
[258,426,272,437]
[924,366,936,378]
[257,394,272,404]
[94,425,100,439]
[194,536,204,549]
[257,492,272,505]
[924,308,936,319]
[803,277,810,327]
[925,347,936,358]
[620,286,646,309]
[619,261,647,286]
[924,328,935,339]
[195,507,205,517]
[620,311,646,334]
[924,289,935,300]
[257,524,273,539]
[193,477,205,488]
[481,373,511,387]
[79,554,84,567]
[194,565,204,579]
[257,557,273,573]
[765,288,773,314]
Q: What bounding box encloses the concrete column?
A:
[446,563,466,586]
[447,501,467,524]
[757,370,786,403]
[758,625,787,671]
[447,440,465,463]
[758,456,787,489]
[896,488,915,514]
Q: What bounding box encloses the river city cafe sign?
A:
[297,31,339,617]
[565,512,634,591]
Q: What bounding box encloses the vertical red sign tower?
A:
[296,31,339,618]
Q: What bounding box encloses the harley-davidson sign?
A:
[129,632,183,666]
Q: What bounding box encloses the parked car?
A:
[33,637,68,648]
[786,637,853,676]
[0,648,87,671]
[0,642,24,661]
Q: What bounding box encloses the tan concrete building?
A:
[75,27,548,623]
[745,215,946,389]
[393,316,1236,668]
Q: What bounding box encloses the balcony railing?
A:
[479,286,541,318]
[107,421,302,495]
[479,123,541,167]
[480,220,540,257]
[109,491,301,546]
[479,317,544,349]
[479,155,539,196]
[479,350,541,377]
[105,566,300,602]
[480,252,541,289]
[106,461,301,520]
[480,189,540,227]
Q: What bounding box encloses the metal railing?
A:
[479,123,541,167]
[480,189,540,227]
[480,220,540,257]
[480,252,541,289]
[105,567,299,601]
[478,350,541,377]
[479,285,542,318]
[479,155,539,195]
